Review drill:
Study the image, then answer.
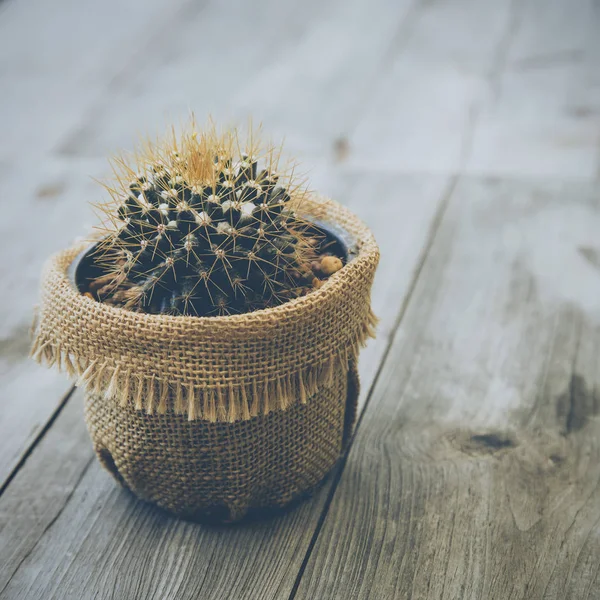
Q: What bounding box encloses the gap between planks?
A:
[0,385,75,499]
[287,174,459,600]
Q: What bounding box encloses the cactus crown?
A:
[93,120,322,317]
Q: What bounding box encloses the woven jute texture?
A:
[31,194,378,519]
[85,360,359,520]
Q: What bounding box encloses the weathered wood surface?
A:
[467,0,600,180]
[1,0,600,598]
[350,0,600,179]
[0,173,445,599]
[296,179,600,599]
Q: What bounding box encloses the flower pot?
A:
[31,195,379,521]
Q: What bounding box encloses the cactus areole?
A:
[88,122,349,317]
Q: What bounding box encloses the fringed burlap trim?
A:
[30,307,377,422]
[31,194,380,422]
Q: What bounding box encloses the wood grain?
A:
[0,174,445,599]
[52,0,417,161]
[0,389,94,593]
[2,0,600,598]
[346,0,600,182]
[347,0,516,174]
[295,178,600,600]
[467,0,600,180]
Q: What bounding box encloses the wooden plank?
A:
[467,0,600,180]
[54,0,417,161]
[0,389,94,593]
[346,0,516,174]
[295,177,600,599]
[0,172,447,599]
[0,0,182,160]
[0,0,196,487]
[0,169,100,489]
[345,0,600,182]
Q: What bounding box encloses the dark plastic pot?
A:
[68,218,358,298]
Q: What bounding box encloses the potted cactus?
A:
[31,121,379,521]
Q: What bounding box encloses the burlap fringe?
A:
[30,307,378,422]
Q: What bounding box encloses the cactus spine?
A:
[92,121,322,317]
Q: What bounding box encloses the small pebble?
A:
[320,255,343,276]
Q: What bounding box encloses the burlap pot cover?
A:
[31,195,379,521]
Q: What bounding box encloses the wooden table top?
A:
[1,0,600,598]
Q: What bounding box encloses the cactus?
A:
[91,121,327,317]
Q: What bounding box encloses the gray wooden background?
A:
[1,0,600,598]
